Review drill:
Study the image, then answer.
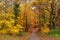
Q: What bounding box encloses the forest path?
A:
[0,33,60,40]
[22,33,60,40]
[21,31,60,40]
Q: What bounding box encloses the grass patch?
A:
[40,29,60,37]
[47,29,60,37]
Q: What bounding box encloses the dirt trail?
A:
[22,33,60,40]
[0,34,60,40]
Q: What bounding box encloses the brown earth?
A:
[0,34,60,40]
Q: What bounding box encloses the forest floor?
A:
[0,34,60,40]
[0,37,60,40]
[21,33,60,40]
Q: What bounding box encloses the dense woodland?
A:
[0,0,60,35]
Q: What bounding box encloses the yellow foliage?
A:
[0,0,57,35]
[42,0,46,2]
[9,24,24,34]
[16,24,24,29]
[10,28,20,34]
[0,2,4,5]
[0,29,8,34]
[0,18,24,35]
[9,19,15,24]
[0,20,5,24]
[41,24,50,33]
[8,7,13,14]
[49,0,52,3]
[41,27,50,33]
[0,1,24,35]
[20,3,26,11]
[45,10,49,14]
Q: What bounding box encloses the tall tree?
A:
[13,0,20,26]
